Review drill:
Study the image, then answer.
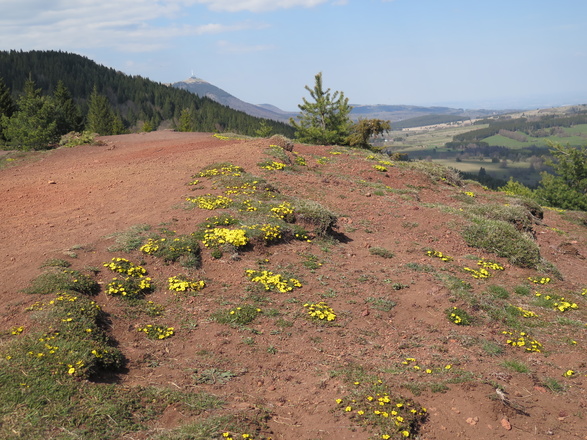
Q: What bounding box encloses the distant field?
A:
[385,124,490,150]
[386,123,587,151]
[483,124,587,149]
[432,158,541,186]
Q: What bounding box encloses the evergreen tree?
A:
[534,142,587,211]
[86,85,115,135]
[290,72,352,145]
[0,77,16,141]
[255,120,272,137]
[1,78,59,150]
[177,108,195,132]
[52,80,81,135]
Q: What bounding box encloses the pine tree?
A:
[1,78,59,150]
[86,85,115,135]
[290,72,352,145]
[177,108,195,132]
[0,77,16,141]
[52,80,81,135]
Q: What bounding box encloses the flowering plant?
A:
[304,302,336,321]
[137,324,174,340]
[245,269,302,293]
[168,275,205,293]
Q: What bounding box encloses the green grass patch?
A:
[369,247,395,259]
[462,216,541,268]
[211,304,263,326]
[24,269,100,295]
[501,359,530,373]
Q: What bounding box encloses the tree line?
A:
[0,50,294,149]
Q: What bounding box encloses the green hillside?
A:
[0,50,294,140]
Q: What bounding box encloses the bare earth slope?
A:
[1,131,586,439]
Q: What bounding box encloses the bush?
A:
[292,199,338,236]
[59,131,102,148]
[465,203,537,233]
[462,217,541,268]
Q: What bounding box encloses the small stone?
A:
[501,418,512,431]
[48,180,56,184]
[466,417,477,426]
[361,309,370,317]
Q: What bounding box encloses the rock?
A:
[466,417,478,425]
[48,180,56,184]
[501,418,512,430]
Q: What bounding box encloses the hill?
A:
[172,77,298,124]
[350,104,505,124]
[0,50,294,137]
[169,78,508,126]
[1,132,586,439]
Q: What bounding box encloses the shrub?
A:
[462,217,541,268]
[465,203,537,233]
[292,199,338,236]
[59,131,101,148]
[268,134,295,152]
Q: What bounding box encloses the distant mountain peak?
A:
[172,78,297,123]
[183,76,209,84]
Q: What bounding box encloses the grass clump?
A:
[369,247,395,259]
[461,216,541,268]
[465,203,537,233]
[7,293,124,383]
[24,269,99,295]
[211,304,262,326]
[140,232,201,268]
[106,223,151,252]
[291,199,338,236]
[365,297,396,312]
[399,160,463,186]
[59,130,100,148]
[39,258,71,268]
[446,307,473,325]
[501,359,530,373]
[332,367,427,439]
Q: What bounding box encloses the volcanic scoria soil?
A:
[1,131,586,439]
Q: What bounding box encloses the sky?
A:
[1,0,587,111]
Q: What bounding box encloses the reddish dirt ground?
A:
[1,131,586,439]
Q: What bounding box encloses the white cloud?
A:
[0,0,264,53]
[191,0,330,13]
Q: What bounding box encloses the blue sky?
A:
[1,0,586,110]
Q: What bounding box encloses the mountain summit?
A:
[172,77,296,123]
